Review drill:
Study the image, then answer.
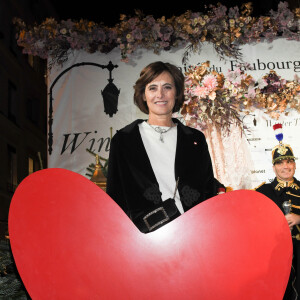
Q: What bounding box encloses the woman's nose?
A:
[156,87,163,98]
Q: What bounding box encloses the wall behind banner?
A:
[48,38,300,190]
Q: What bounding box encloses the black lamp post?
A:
[101,61,120,117]
[48,61,120,155]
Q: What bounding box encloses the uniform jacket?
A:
[255,177,300,220]
[255,177,300,299]
[106,118,217,224]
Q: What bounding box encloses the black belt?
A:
[134,198,180,233]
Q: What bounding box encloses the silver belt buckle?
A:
[143,207,170,232]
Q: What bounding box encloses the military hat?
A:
[272,123,296,164]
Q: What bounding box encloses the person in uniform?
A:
[255,124,300,299]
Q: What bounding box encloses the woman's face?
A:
[144,71,176,119]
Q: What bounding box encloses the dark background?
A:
[49,0,295,25]
[0,0,299,298]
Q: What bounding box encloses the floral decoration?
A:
[181,61,300,132]
[11,2,300,131]
[12,2,299,67]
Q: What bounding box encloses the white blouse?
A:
[138,121,184,214]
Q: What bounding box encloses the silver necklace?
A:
[147,121,176,143]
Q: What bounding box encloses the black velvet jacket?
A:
[106,118,217,224]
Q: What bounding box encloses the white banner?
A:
[48,39,300,189]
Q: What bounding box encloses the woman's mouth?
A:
[154,101,168,105]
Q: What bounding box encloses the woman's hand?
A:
[285,213,300,230]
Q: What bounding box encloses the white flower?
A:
[257,78,268,89]
[60,28,67,34]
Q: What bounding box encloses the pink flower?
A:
[226,69,242,86]
[202,74,218,91]
[194,86,209,98]
[245,86,256,99]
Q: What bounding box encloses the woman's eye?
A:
[147,85,156,91]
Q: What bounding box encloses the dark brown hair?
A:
[133,61,185,114]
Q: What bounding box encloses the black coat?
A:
[106,118,218,229]
[255,178,300,299]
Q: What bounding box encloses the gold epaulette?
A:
[253,182,266,190]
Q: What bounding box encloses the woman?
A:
[106,61,222,233]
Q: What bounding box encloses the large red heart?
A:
[9,168,292,299]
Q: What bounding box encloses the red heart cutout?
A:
[9,168,292,299]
